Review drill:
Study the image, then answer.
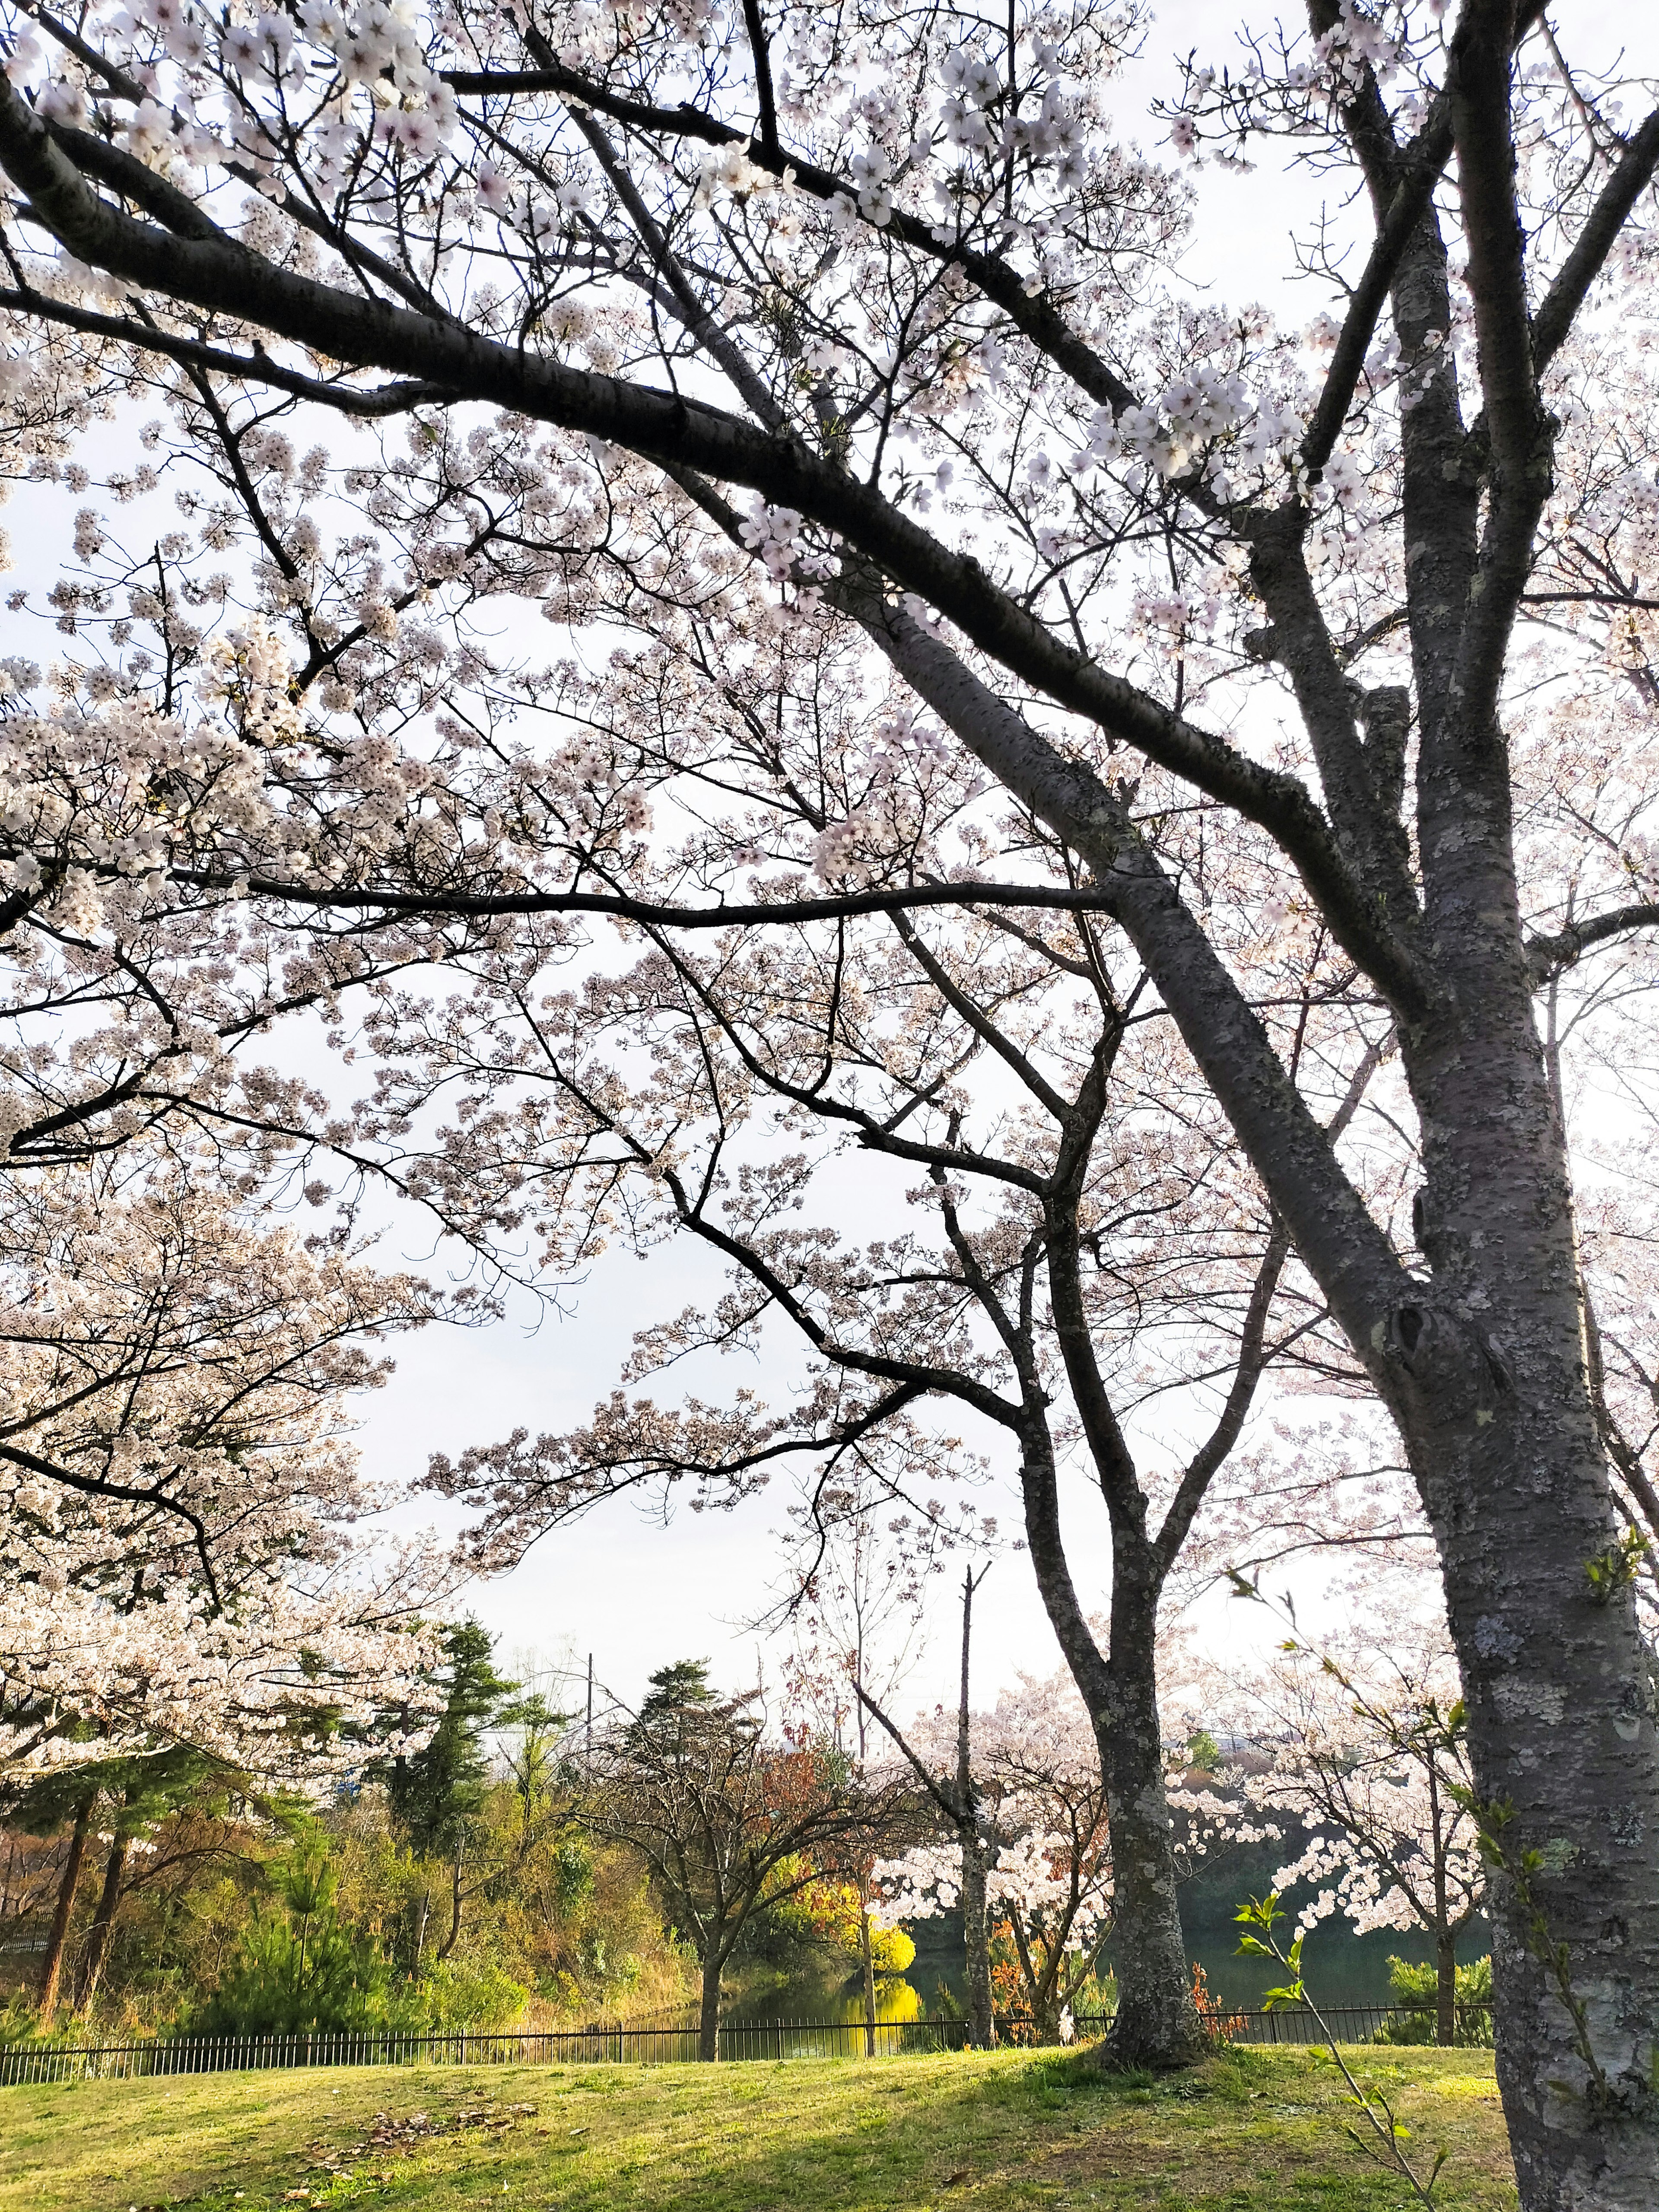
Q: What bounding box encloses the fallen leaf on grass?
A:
[271,2098,541,2199]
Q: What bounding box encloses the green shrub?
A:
[0,1995,78,2050]
[405,1957,528,2033]
[1373,1954,1494,2046]
[184,1847,394,2037]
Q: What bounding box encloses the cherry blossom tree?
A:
[318,588,1372,2079]
[0,1158,451,1795]
[407,860,1349,2066]
[1217,1608,1487,2048]
[873,1662,1117,2044]
[0,1,1654,2194]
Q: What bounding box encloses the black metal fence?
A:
[1205,2000,1495,2048]
[0,2003,1496,2087]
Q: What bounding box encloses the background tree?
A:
[189,1835,395,2040]
[4,1745,260,2022]
[0,1160,450,1786]
[781,1485,951,2053]
[8,1765,94,2027]
[590,1660,894,2059]
[373,1622,561,1969]
[1214,1595,1487,2050]
[65,1749,232,2013]
[415,841,1351,2064]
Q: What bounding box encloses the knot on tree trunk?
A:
[1378,1299,1513,1428]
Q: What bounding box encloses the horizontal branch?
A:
[1526,899,1659,982]
[0,286,455,415]
[156,868,1124,929]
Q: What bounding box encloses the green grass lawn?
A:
[0,2044,1516,2212]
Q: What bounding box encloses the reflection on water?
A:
[725,1967,924,2028]
[1189,1924,1480,2014]
[725,1923,1482,2033]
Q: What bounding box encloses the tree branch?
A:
[0,76,1425,1016]
[1300,97,1456,478]
[0,287,454,413]
[1446,0,1552,728]
[443,56,1142,417]
[1525,900,1659,982]
[0,1440,222,1611]
[1531,104,1659,372]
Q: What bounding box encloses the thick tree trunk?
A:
[697,1950,721,2062]
[36,1792,93,2025]
[1437,1928,1458,2050]
[74,1827,131,2011]
[1389,896,1659,2205]
[1399,1384,1659,2207]
[959,1822,996,2051]
[1094,1642,1205,2070]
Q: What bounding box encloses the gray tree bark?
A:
[958,1824,995,2055]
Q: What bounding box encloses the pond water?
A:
[725,1920,1484,2027]
[725,1968,927,2028]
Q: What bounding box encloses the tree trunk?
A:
[697,1949,721,2062]
[1436,1927,1458,2050]
[880,559,1657,2152]
[411,1888,430,1975]
[36,1792,93,2026]
[860,1903,877,2058]
[74,1827,131,2012]
[1093,1646,1205,2069]
[1400,1386,1659,2208]
[435,1858,463,1961]
[1387,914,1659,2206]
[959,1822,995,2051]
[1014,1417,1201,2069]
[1005,1901,1051,2043]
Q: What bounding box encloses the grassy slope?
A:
[0,2045,1516,2212]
